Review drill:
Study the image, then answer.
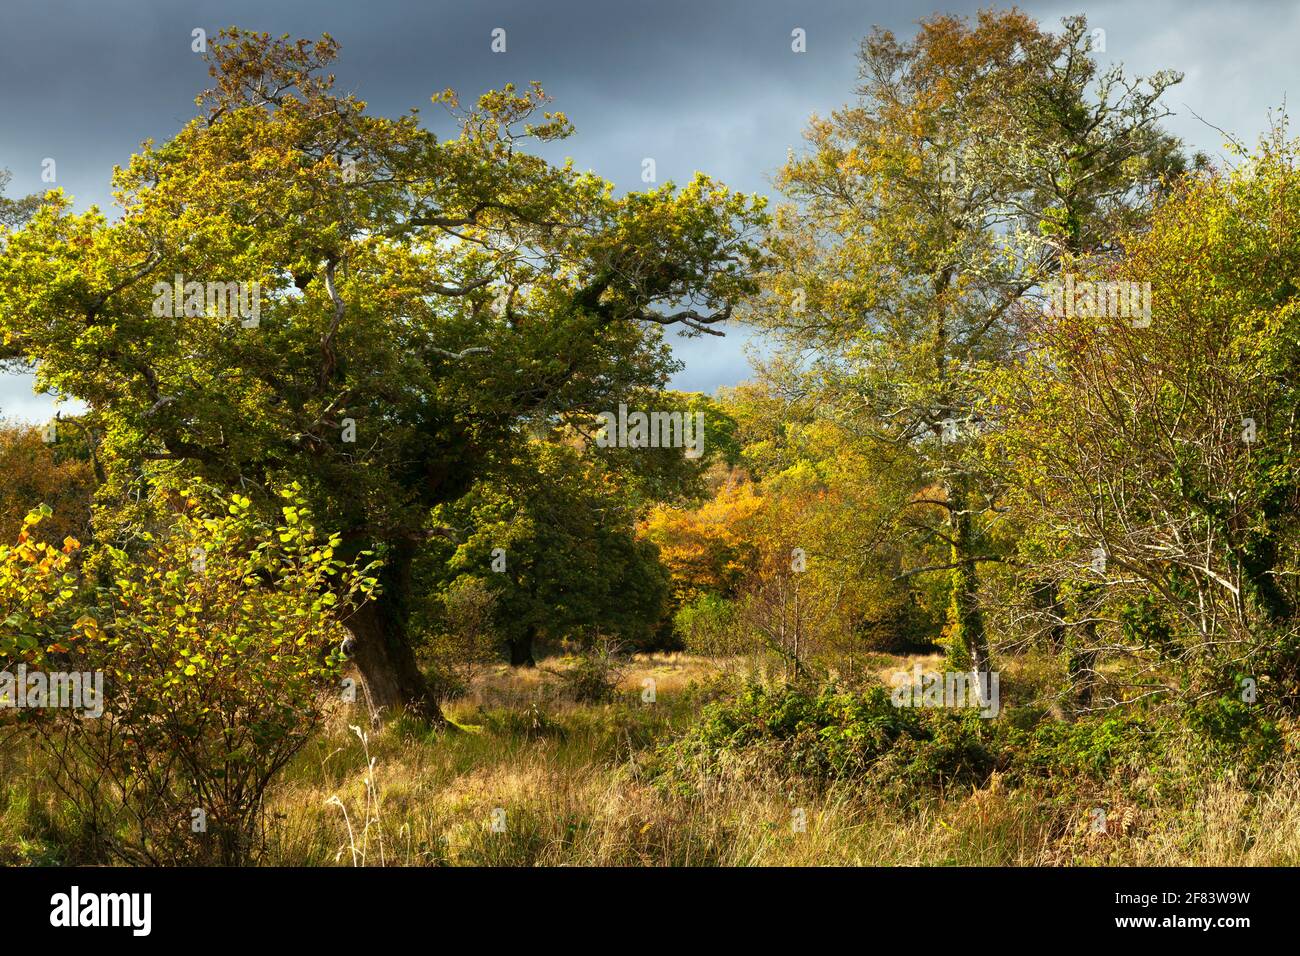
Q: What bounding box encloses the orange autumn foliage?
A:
[0,424,95,547]
[638,473,764,602]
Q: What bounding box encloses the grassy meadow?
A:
[7,651,1298,867]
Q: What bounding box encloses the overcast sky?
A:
[1,0,1296,422]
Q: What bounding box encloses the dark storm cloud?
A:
[2,0,1296,419]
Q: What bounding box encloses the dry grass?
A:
[7,651,1300,866]
[266,719,1300,867]
[257,653,1300,867]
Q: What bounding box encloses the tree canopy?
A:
[0,30,766,719]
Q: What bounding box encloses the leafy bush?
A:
[0,504,86,662]
[557,640,626,704]
[1001,714,1163,786]
[649,682,995,798]
[22,486,376,865]
[648,680,1212,811]
[673,593,738,656]
[423,577,499,701]
[1186,695,1284,779]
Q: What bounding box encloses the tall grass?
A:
[5,652,1300,866]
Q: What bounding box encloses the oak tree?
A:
[0,31,765,721]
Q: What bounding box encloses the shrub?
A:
[1186,695,1285,779]
[649,682,995,798]
[424,577,499,701]
[673,593,738,656]
[0,504,85,662]
[24,486,376,865]
[997,710,1190,813]
[557,639,626,704]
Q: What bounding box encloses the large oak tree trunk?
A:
[344,539,444,724]
[346,598,442,723]
[509,624,537,668]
